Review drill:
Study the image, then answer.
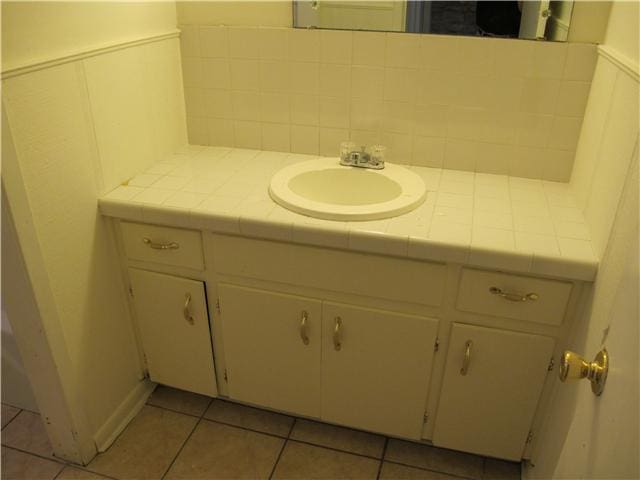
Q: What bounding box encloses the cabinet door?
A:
[432,323,554,460]
[218,284,322,418]
[129,269,217,396]
[322,302,439,439]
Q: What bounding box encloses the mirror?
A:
[294,0,574,41]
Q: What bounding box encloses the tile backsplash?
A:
[180,26,596,181]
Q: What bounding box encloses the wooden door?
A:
[218,284,322,418]
[129,269,217,396]
[433,323,554,460]
[321,302,439,439]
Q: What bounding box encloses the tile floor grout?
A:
[268,417,296,479]
[2,398,518,480]
[141,400,489,480]
[159,397,214,480]
[1,407,24,432]
[375,437,389,480]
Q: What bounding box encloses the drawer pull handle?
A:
[489,286,539,302]
[143,237,179,250]
[333,317,342,351]
[183,293,195,325]
[460,340,473,375]
[300,311,309,345]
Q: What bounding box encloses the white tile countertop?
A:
[99,145,598,281]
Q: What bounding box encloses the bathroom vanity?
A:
[101,146,597,462]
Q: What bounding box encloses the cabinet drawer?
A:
[211,235,446,306]
[121,222,204,270]
[456,269,572,326]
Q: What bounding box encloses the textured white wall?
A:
[1,1,177,69]
[1,1,186,451]
[525,2,639,478]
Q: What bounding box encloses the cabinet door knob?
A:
[183,293,195,325]
[460,340,473,375]
[143,237,180,250]
[489,286,538,302]
[333,317,342,351]
[300,311,310,345]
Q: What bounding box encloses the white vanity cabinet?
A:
[128,269,217,397]
[217,283,323,418]
[109,220,585,461]
[218,284,440,439]
[432,323,555,461]
[321,302,439,439]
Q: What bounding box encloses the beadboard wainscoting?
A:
[180,26,597,181]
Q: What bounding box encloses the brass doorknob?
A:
[559,349,609,396]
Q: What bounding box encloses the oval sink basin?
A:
[269,158,426,221]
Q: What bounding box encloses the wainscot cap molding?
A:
[1,30,180,80]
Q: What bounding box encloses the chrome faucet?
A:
[340,144,385,170]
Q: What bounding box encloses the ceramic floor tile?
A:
[385,440,484,480]
[290,419,385,458]
[272,440,380,479]
[204,399,293,437]
[88,405,197,480]
[147,385,212,417]
[0,446,63,480]
[482,459,521,480]
[1,411,54,459]
[165,420,284,479]
[56,466,113,479]
[380,462,461,479]
[2,404,21,429]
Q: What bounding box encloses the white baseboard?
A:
[93,379,156,452]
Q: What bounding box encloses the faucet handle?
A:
[369,145,386,166]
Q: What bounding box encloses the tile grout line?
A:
[268,417,296,480]
[376,437,389,480]
[159,397,214,480]
[145,399,487,478]
[1,407,23,431]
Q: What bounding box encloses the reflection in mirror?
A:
[293,0,574,41]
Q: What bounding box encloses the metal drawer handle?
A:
[300,311,309,345]
[183,293,194,325]
[333,317,342,351]
[460,340,473,375]
[489,286,539,302]
[143,237,179,250]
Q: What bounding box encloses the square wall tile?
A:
[229,27,261,59]
[260,61,291,93]
[290,94,319,125]
[319,96,350,128]
[200,26,228,58]
[321,30,353,64]
[319,64,351,97]
[208,118,235,147]
[234,121,262,149]
[262,123,291,152]
[412,136,445,168]
[202,58,230,89]
[532,42,567,79]
[353,31,385,66]
[230,59,260,90]
[291,125,319,154]
[385,33,419,68]
[259,27,289,60]
[289,29,320,62]
[564,43,597,81]
[351,66,384,98]
[204,89,233,118]
[320,127,348,156]
[290,62,320,95]
[179,25,201,58]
